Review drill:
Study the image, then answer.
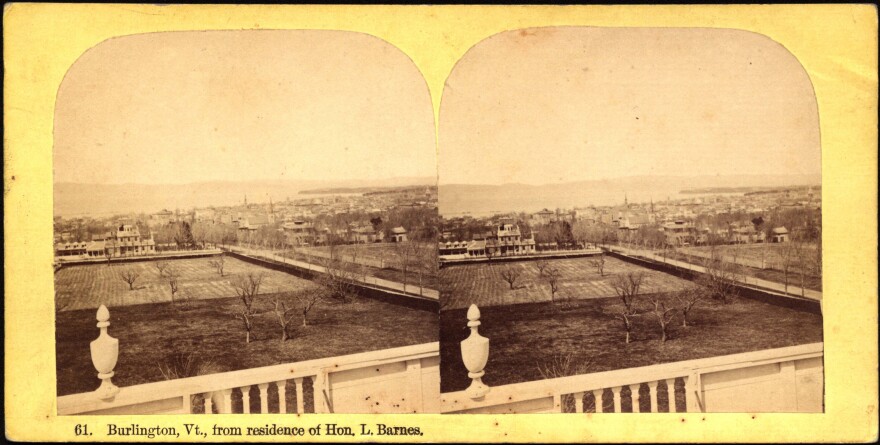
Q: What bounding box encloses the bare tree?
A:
[296,289,323,327]
[416,242,437,297]
[104,248,113,266]
[393,241,419,293]
[208,253,226,277]
[229,272,264,343]
[778,239,796,294]
[649,297,677,342]
[118,267,141,290]
[698,247,739,304]
[608,272,646,344]
[610,272,645,314]
[270,296,297,342]
[166,267,181,304]
[154,260,169,278]
[589,253,606,277]
[499,266,522,290]
[535,260,549,277]
[791,238,809,297]
[615,310,636,344]
[191,222,208,249]
[546,268,561,305]
[675,285,705,327]
[319,251,358,304]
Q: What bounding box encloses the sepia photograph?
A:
[438,27,824,414]
[5,3,877,442]
[52,30,440,415]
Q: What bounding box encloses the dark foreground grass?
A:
[440,294,823,394]
[57,293,438,398]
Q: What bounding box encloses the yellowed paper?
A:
[4,4,878,442]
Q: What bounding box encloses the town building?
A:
[62,224,156,258]
[147,209,174,227]
[661,220,696,246]
[769,227,790,243]
[281,220,316,246]
[390,227,409,243]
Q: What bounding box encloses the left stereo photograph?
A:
[53,30,440,415]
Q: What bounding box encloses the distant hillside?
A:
[300,184,436,195]
[54,177,435,217]
[439,174,821,216]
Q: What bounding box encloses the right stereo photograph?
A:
[437,27,823,414]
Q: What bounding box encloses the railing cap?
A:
[96,305,110,322]
[467,304,481,322]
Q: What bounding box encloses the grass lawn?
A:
[284,249,439,290]
[55,257,319,311]
[440,293,823,405]
[56,292,439,409]
[667,245,822,291]
[440,256,690,310]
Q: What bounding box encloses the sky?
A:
[54,30,436,185]
[438,27,821,186]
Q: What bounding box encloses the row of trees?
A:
[113,253,357,344]
[489,252,741,344]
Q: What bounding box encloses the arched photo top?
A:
[439,27,820,194]
[53,29,436,215]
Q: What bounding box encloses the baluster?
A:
[276,380,288,414]
[258,383,270,413]
[629,384,641,413]
[611,386,622,413]
[648,381,659,413]
[203,393,213,414]
[552,394,562,412]
[221,389,233,413]
[685,372,699,413]
[294,378,305,414]
[312,373,329,413]
[573,392,585,413]
[592,389,604,413]
[665,378,677,413]
[239,386,252,414]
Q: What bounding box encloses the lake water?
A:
[439,185,743,217]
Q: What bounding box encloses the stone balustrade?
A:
[58,306,440,415]
[443,304,824,414]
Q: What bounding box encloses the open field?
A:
[56,293,438,405]
[283,242,439,290]
[675,243,822,291]
[55,256,320,311]
[440,256,690,310]
[440,295,823,399]
[306,243,409,266]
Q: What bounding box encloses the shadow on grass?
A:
[56,293,438,397]
[440,294,822,393]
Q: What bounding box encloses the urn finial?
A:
[460,304,490,399]
[90,304,119,400]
